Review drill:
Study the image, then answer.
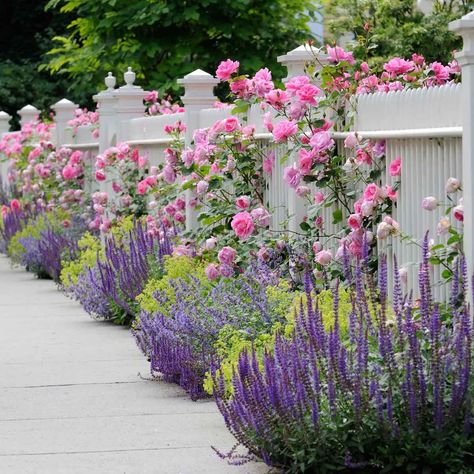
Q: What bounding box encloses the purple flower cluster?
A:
[212,238,474,472]
[133,265,282,400]
[0,207,35,254]
[80,221,172,324]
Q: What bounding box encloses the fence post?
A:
[277,45,328,233]
[177,69,219,232]
[18,105,40,127]
[93,72,118,154]
[115,67,146,143]
[51,99,78,148]
[0,111,11,136]
[450,12,474,287]
[0,111,11,186]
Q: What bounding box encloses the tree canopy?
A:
[44,0,317,97]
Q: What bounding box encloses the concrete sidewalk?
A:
[0,256,266,474]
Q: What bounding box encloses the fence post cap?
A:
[51,98,78,111]
[18,104,40,113]
[277,44,327,63]
[449,10,474,33]
[177,69,219,85]
[450,11,474,66]
[0,111,12,120]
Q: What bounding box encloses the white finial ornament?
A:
[105,72,116,91]
[124,67,136,87]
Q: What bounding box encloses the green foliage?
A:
[44,0,317,98]
[136,255,207,315]
[60,232,101,288]
[323,0,472,65]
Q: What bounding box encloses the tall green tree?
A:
[44,0,317,98]
[323,0,473,65]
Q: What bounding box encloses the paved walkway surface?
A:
[0,256,267,473]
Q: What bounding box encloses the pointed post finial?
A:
[105,72,116,91]
[277,44,328,83]
[124,67,136,87]
[0,111,11,135]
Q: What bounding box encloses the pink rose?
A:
[310,131,334,153]
[347,213,362,230]
[223,117,240,133]
[10,199,21,213]
[314,192,325,204]
[421,196,438,211]
[62,164,77,180]
[137,180,149,195]
[389,157,401,177]
[363,183,381,202]
[453,204,464,222]
[95,170,106,182]
[296,186,311,197]
[445,177,461,193]
[383,58,414,75]
[263,151,275,175]
[344,132,358,149]
[437,217,451,235]
[231,211,255,240]
[216,59,240,80]
[236,195,251,209]
[327,45,355,65]
[196,180,209,195]
[356,148,372,165]
[205,237,217,250]
[218,246,237,265]
[250,207,271,227]
[283,166,301,189]
[315,250,332,266]
[205,263,220,281]
[272,120,298,142]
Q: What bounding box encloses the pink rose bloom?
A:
[314,191,325,204]
[137,180,149,195]
[196,180,209,195]
[383,58,414,75]
[422,196,438,211]
[205,237,217,250]
[384,185,397,202]
[327,45,355,65]
[297,149,314,175]
[344,132,358,149]
[356,148,372,165]
[62,164,77,180]
[205,263,220,281]
[70,150,82,165]
[223,117,240,133]
[312,241,322,253]
[263,111,274,132]
[174,211,185,223]
[389,157,401,177]
[231,211,255,240]
[315,249,332,266]
[363,183,381,202]
[446,177,461,193]
[437,217,451,235]
[296,185,311,197]
[272,120,298,142]
[453,204,464,222]
[265,89,289,108]
[399,267,408,285]
[230,78,251,98]
[310,130,334,154]
[162,165,176,184]
[285,75,310,95]
[263,151,275,175]
[236,195,251,209]
[10,199,21,213]
[296,84,320,106]
[347,213,362,230]
[216,59,240,80]
[95,170,106,182]
[144,90,158,103]
[218,246,237,265]
[112,182,122,193]
[283,166,301,189]
[360,62,370,74]
[251,207,271,227]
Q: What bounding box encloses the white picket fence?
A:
[1,10,474,299]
